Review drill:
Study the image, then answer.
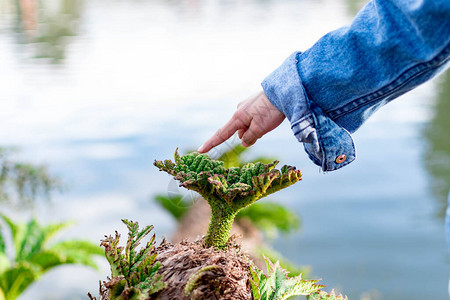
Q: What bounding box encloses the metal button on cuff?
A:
[335,154,347,164]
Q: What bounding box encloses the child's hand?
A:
[198,91,285,153]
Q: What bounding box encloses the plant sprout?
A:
[154,149,302,249]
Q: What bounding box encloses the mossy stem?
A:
[204,196,237,249]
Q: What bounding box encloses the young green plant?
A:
[154,149,302,249]
[0,215,103,300]
[99,219,166,299]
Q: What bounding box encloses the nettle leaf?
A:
[249,256,346,300]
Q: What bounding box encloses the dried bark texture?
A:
[95,238,253,300]
[154,239,252,300]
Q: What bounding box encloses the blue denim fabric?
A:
[262,0,450,171]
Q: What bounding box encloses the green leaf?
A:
[154,194,191,221]
[100,220,166,298]
[0,287,5,300]
[254,246,309,278]
[248,156,279,166]
[27,250,64,271]
[307,290,348,300]
[17,219,45,262]
[237,202,300,238]
[51,240,104,256]
[0,225,9,275]
[0,254,10,275]
[50,240,103,270]
[0,215,102,300]
[217,144,248,168]
[41,221,73,247]
[0,262,42,300]
[0,224,5,255]
[250,256,325,300]
[0,215,27,260]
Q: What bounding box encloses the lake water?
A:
[0,0,449,299]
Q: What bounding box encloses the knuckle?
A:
[233,110,242,119]
[233,110,248,123]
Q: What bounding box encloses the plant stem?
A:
[204,197,237,249]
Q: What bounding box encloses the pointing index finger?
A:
[198,113,249,153]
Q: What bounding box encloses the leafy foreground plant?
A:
[0,215,103,300]
[154,149,302,249]
[93,219,347,300]
[95,219,166,299]
[250,258,347,300]
[92,150,348,299]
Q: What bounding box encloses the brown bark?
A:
[154,239,252,300]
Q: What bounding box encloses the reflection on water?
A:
[424,70,450,219]
[9,0,82,63]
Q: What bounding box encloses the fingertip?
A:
[197,144,207,153]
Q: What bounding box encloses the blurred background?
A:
[0,0,448,299]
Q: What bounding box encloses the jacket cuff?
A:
[304,101,356,171]
[261,52,308,123]
[262,52,357,171]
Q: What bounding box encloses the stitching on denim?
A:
[290,113,313,128]
[327,43,450,120]
[293,124,313,136]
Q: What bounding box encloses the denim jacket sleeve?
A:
[262,0,450,171]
